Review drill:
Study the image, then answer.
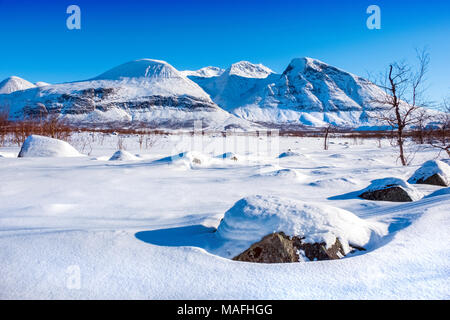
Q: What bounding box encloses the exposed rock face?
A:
[233,232,348,263]
[359,187,415,202]
[417,174,448,187]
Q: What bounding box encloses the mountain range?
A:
[0,57,405,130]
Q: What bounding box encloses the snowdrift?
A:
[18,135,82,158]
[109,150,139,161]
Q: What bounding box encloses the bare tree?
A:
[427,97,450,157]
[370,48,431,166]
[323,124,333,150]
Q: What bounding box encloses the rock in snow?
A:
[109,150,139,161]
[408,160,450,187]
[216,195,386,261]
[233,232,347,263]
[359,177,423,202]
[18,135,81,158]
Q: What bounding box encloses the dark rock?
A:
[414,173,448,187]
[359,186,414,202]
[232,232,349,263]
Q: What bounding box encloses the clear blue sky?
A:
[0,0,449,102]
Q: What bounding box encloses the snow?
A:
[0,76,36,94]
[0,59,258,131]
[0,57,438,130]
[360,177,424,201]
[278,151,302,158]
[18,135,82,158]
[227,61,273,79]
[181,66,224,78]
[0,132,449,299]
[408,160,450,186]
[426,187,450,198]
[215,195,387,256]
[35,81,50,87]
[109,150,140,161]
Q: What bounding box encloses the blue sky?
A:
[0,0,449,101]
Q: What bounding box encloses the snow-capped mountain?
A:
[226,61,273,79]
[1,57,431,130]
[180,66,224,78]
[0,76,36,94]
[190,57,388,128]
[189,61,275,112]
[0,59,253,130]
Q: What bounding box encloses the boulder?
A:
[359,178,423,202]
[408,160,450,187]
[216,195,386,262]
[233,232,347,263]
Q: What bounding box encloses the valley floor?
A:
[0,134,449,299]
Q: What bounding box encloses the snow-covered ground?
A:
[0,133,449,299]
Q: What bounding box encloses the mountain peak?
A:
[181,66,224,78]
[226,61,273,79]
[93,59,181,81]
[0,76,36,94]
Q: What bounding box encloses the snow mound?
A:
[156,151,210,168]
[360,177,423,201]
[18,135,81,158]
[216,152,239,160]
[408,160,450,186]
[0,76,36,94]
[310,177,357,188]
[278,151,302,158]
[258,168,305,180]
[227,61,273,79]
[109,150,139,161]
[216,195,386,256]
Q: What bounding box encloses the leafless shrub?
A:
[369,48,432,166]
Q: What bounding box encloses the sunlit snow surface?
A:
[0,134,449,299]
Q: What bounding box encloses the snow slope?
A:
[181,66,224,78]
[191,61,275,112]
[0,134,449,299]
[0,76,36,94]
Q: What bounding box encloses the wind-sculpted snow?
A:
[1,135,449,299]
